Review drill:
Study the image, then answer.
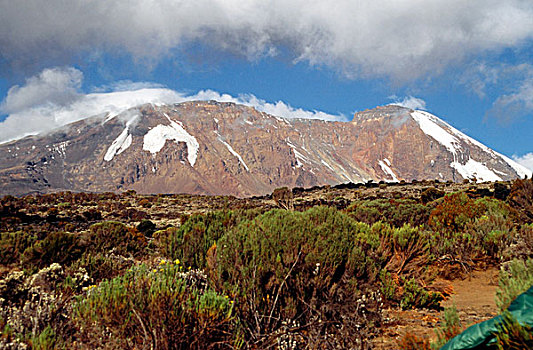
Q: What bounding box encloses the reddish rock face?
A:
[0,101,529,197]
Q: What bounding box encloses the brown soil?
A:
[441,268,500,323]
[372,268,500,349]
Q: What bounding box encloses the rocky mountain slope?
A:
[0,101,530,197]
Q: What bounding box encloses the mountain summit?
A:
[0,101,529,197]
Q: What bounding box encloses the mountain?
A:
[0,101,530,197]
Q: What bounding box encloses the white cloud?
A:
[1,1,532,80]
[0,67,344,143]
[512,153,533,172]
[390,96,426,110]
[1,67,82,114]
[192,90,346,122]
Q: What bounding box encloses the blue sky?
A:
[1,1,532,169]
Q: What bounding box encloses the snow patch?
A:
[286,140,308,168]
[53,141,69,158]
[411,111,461,155]
[142,114,199,166]
[104,127,132,161]
[493,169,508,176]
[103,113,139,161]
[320,159,335,172]
[378,160,399,182]
[215,132,249,171]
[451,159,502,182]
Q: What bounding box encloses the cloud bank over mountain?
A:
[1,1,532,81]
[0,67,345,143]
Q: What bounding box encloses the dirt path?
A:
[441,268,500,325]
[372,268,500,349]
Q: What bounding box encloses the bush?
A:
[379,270,397,301]
[431,306,462,349]
[504,224,533,261]
[399,277,442,310]
[397,332,431,350]
[507,178,533,224]
[384,224,430,275]
[74,262,236,349]
[492,312,533,350]
[160,210,261,269]
[0,231,36,265]
[159,211,234,269]
[31,325,57,350]
[496,258,533,311]
[86,221,146,256]
[137,219,156,236]
[420,187,445,204]
[214,207,381,347]
[347,199,432,228]
[21,231,83,270]
[429,192,482,234]
[71,251,133,283]
[462,214,514,260]
[427,194,514,264]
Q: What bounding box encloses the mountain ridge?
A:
[0,101,529,197]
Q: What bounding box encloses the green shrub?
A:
[161,210,260,269]
[496,258,533,311]
[463,214,514,260]
[21,231,82,270]
[214,207,380,346]
[475,197,511,218]
[388,224,430,275]
[74,262,236,349]
[427,194,515,263]
[492,312,533,350]
[399,277,442,310]
[0,231,36,265]
[1,317,14,343]
[505,224,533,261]
[87,221,146,256]
[71,251,133,283]
[379,270,397,300]
[431,305,462,349]
[31,325,57,350]
[347,199,431,227]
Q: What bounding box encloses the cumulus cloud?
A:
[1,67,82,114]
[512,153,533,172]
[1,1,532,80]
[390,96,426,110]
[0,67,344,143]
